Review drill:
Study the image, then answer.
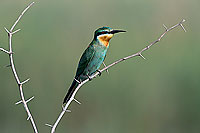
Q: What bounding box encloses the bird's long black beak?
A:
[111,30,126,34]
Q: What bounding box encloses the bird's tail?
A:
[63,80,79,104]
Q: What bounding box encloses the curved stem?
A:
[1,2,38,133]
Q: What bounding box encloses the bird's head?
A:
[94,27,126,47]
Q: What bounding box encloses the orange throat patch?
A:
[98,34,113,47]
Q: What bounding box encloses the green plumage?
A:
[63,27,126,103]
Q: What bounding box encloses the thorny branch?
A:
[0,2,38,133]
[47,19,186,133]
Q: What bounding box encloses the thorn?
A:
[12,29,21,34]
[4,64,11,68]
[62,105,71,112]
[105,69,109,74]
[163,24,168,30]
[103,62,106,67]
[73,98,81,105]
[103,62,109,74]
[25,96,34,103]
[15,96,34,105]
[180,24,186,32]
[27,115,31,120]
[4,27,10,34]
[15,100,23,105]
[64,110,71,113]
[139,53,146,60]
[0,48,10,54]
[74,78,81,84]
[20,78,30,85]
[45,123,53,128]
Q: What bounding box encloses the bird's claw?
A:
[97,70,102,76]
[88,77,92,81]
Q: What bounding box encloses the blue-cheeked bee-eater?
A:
[63,27,126,103]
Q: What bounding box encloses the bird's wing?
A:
[75,45,95,77]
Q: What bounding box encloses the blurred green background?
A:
[0,0,200,133]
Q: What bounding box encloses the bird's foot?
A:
[97,70,102,76]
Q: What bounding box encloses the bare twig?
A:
[0,2,38,133]
[48,19,186,133]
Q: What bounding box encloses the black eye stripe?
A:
[96,31,112,37]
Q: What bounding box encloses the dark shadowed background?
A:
[0,0,200,133]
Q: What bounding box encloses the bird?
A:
[63,26,126,104]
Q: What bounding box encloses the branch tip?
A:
[182,19,186,23]
[10,2,35,32]
[73,98,81,105]
[30,2,35,5]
